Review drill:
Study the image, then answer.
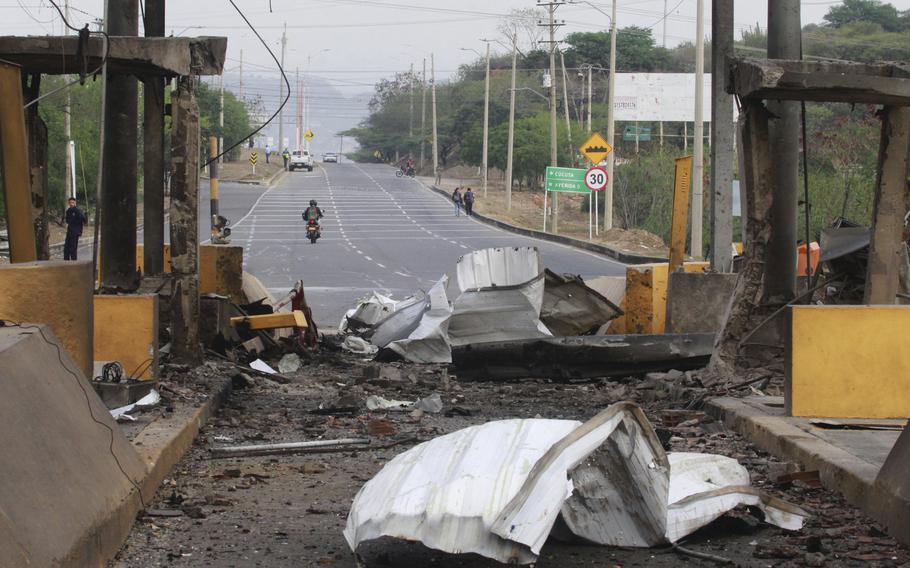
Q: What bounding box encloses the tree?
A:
[562,27,674,71]
[196,82,253,161]
[824,0,905,32]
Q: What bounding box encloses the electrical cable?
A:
[24,0,110,109]
[201,0,291,168]
[0,320,147,508]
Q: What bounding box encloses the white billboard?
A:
[612,73,729,122]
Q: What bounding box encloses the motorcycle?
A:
[306,219,321,244]
[396,166,415,178]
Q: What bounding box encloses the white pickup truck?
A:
[289,150,314,172]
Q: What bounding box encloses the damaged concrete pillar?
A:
[709,102,775,380]
[168,77,202,365]
[864,106,910,305]
[24,74,49,260]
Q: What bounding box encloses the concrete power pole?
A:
[691,0,706,260]
[143,0,165,275]
[431,53,439,181]
[100,0,139,290]
[278,23,287,151]
[710,0,734,272]
[506,33,518,212]
[419,59,427,171]
[604,0,617,231]
[239,48,244,103]
[295,67,302,150]
[560,50,573,161]
[481,41,491,198]
[540,0,564,231]
[63,0,73,200]
[663,0,668,48]
[765,0,801,302]
[408,63,414,138]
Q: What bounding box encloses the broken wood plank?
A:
[0,35,226,76]
[210,438,371,459]
[729,58,910,105]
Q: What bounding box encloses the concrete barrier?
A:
[874,425,910,547]
[0,260,94,377]
[666,272,738,333]
[610,262,709,334]
[94,294,159,380]
[786,305,910,418]
[0,325,146,567]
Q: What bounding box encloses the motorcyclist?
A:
[302,199,324,223]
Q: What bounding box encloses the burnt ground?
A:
[113,346,910,568]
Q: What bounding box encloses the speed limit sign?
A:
[585,166,609,192]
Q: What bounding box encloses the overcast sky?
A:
[8,0,910,90]
[5,0,910,147]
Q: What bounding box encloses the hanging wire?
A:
[201,0,291,168]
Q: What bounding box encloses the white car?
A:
[289,150,314,172]
[323,153,338,163]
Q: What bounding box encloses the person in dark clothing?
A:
[463,187,475,216]
[452,187,463,217]
[63,197,87,261]
[302,199,324,222]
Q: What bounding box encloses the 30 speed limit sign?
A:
[584,166,609,192]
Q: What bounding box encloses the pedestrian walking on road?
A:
[281,148,290,171]
[62,197,87,261]
[265,144,272,164]
[464,187,475,217]
[452,187,463,217]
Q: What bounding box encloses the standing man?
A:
[282,148,291,171]
[265,143,272,164]
[62,197,87,261]
[463,187,475,217]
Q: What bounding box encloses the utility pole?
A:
[587,64,597,235]
[408,62,414,138]
[143,0,165,275]
[506,32,518,212]
[539,0,564,231]
[431,53,439,181]
[100,0,139,290]
[605,0,617,231]
[295,67,302,150]
[691,0,705,260]
[419,58,427,170]
[64,0,73,199]
[239,48,244,103]
[218,71,225,163]
[278,23,286,151]
[560,50,573,161]
[710,0,734,272]
[481,41,491,198]
[663,0,668,48]
[765,0,801,301]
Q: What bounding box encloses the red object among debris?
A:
[797,242,821,276]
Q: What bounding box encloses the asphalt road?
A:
[221,162,626,327]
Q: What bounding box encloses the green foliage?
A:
[823,0,906,32]
[562,27,675,71]
[196,82,253,161]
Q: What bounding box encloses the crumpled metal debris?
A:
[110,389,161,422]
[342,336,379,356]
[344,401,808,565]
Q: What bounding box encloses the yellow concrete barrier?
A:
[611,262,709,334]
[135,244,243,302]
[94,294,159,380]
[0,260,94,377]
[787,305,910,418]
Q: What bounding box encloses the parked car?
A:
[289,150,314,172]
[323,153,338,163]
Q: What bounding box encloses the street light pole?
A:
[691,0,705,259]
[605,0,617,231]
[482,41,491,197]
[431,53,439,182]
[506,33,518,212]
[278,23,286,151]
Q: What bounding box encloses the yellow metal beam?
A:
[669,156,693,273]
[0,62,37,263]
[230,310,308,330]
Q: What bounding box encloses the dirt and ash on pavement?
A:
[113,344,910,568]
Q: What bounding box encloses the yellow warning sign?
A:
[579,132,613,165]
[304,129,315,141]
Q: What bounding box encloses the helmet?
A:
[309,200,317,207]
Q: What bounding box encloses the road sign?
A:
[584,167,608,192]
[579,132,613,165]
[249,151,258,166]
[545,166,588,194]
[304,129,314,141]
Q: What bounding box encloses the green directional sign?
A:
[545,166,588,193]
